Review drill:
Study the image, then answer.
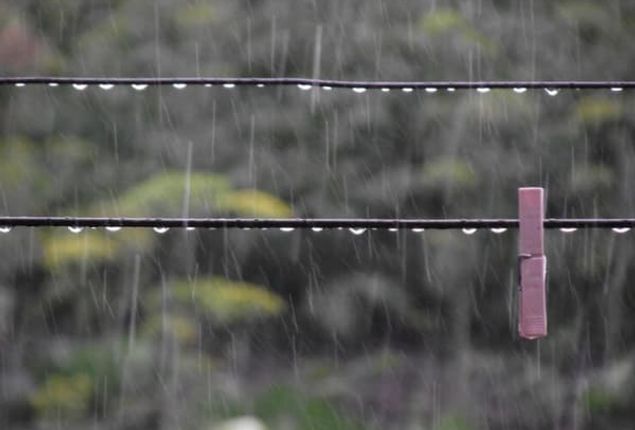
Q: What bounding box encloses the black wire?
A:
[1,77,634,90]
[0,217,634,229]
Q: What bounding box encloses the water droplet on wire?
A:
[545,88,559,96]
[298,84,312,91]
[477,87,490,93]
[223,83,236,89]
[186,226,196,231]
[153,227,170,234]
[256,84,264,88]
[99,84,114,90]
[132,84,148,91]
[446,87,456,92]
[513,87,527,93]
[173,83,187,90]
[72,84,88,91]
[68,226,84,234]
[462,228,477,235]
[490,228,507,234]
[610,87,623,92]
[105,226,122,232]
[280,227,295,232]
[321,86,332,91]
[349,228,366,235]
[402,87,414,93]
[352,87,367,94]
[48,83,59,87]
[381,88,391,92]
[15,83,25,87]
[425,88,437,93]
[612,227,630,234]
[311,227,323,232]
[559,227,577,233]
[411,228,425,233]
[0,226,12,233]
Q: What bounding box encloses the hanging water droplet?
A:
[446,87,456,92]
[513,87,527,93]
[0,226,12,233]
[388,228,398,232]
[173,83,187,90]
[15,83,25,87]
[256,84,265,88]
[68,226,84,234]
[476,87,490,93]
[559,227,577,233]
[280,227,295,232]
[321,86,332,91]
[241,227,251,231]
[545,88,559,96]
[105,226,122,232]
[612,227,630,234]
[186,226,196,231]
[48,83,59,87]
[153,227,170,234]
[610,87,623,92]
[298,84,312,91]
[72,84,88,91]
[490,228,507,234]
[223,83,236,89]
[311,227,323,232]
[349,228,366,235]
[99,84,114,90]
[132,84,148,91]
[462,228,477,235]
[411,228,425,233]
[425,88,437,93]
[401,87,414,93]
[352,87,367,94]
[381,88,391,92]
[204,83,213,87]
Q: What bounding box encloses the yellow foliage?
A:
[420,9,465,35]
[142,314,198,344]
[575,97,622,124]
[420,9,497,56]
[175,3,217,26]
[102,171,231,217]
[42,232,116,270]
[154,278,286,323]
[421,157,478,190]
[570,164,614,193]
[218,189,293,218]
[31,373,93,418]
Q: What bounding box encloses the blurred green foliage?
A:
[2,1,635,429]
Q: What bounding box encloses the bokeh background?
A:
[1,1,635,429]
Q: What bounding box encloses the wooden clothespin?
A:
[518,187,547,339]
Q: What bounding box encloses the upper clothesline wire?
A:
[0,217,634,231]
[1,77,634,91]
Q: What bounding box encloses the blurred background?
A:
[1,1,635,429]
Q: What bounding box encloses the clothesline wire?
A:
[0,217,634,229]
[1,77,634,90]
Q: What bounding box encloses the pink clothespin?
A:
[518,187,547,339]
